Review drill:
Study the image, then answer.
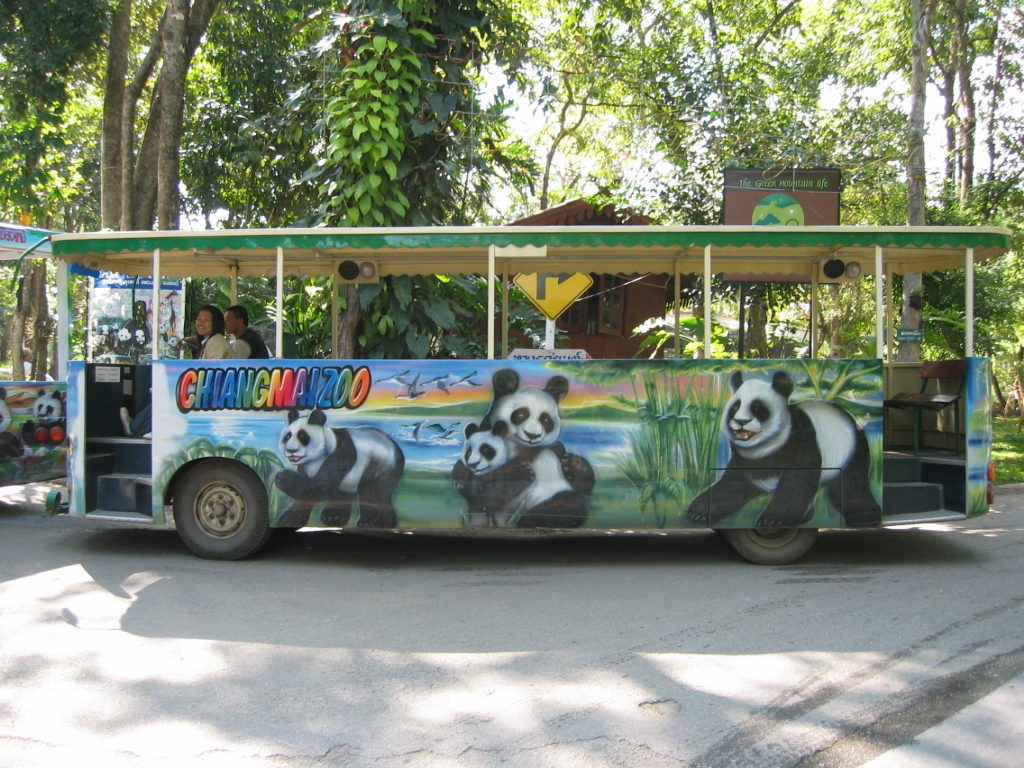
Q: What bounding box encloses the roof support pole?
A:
[875,245,885,359]
[501,262,510,360]
[55,258,69,379]
[230,265,238,305]
[152,248,161,361]
[275,246,284,358]
[703,245,712,358]
[487,245,496,360]
[810,270,818,357]
[331,274,340,359]
[965,247,975,356]
[673,259,681,358]
[886,259,895,363]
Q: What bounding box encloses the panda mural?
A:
[20,388,66,446]
[452,421,534,527]
[453,369,595,528]
[686,370,881,529]
[33,388,64,425]
[274,408,405,528]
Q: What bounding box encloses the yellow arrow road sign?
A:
[513,272,593,321]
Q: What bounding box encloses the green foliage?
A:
[302,0,534,227]
[633,315,728,359]
[182,0,326,227]
[278,277,335,358]
[0,0,109,219]
[992,416,1024,485]
[357,274,550,359]
[611,372,728,526]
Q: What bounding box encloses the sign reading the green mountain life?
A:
[724,168,841,226]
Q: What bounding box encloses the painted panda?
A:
[33,388,64,425]
[452,421,534,527]
[474,369,595,528]
[274,408,405,529]
[115,326,133,355]
[686,370,880,529]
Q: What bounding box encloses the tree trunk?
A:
[953,0,976,203]
[101,0,132,230]
[100,0,221,231]
[745,298,767,358]
[900,0,934,362]
[29,263,49,381]
[156,0,188,230]
[337,284,362,358]
[991,367,1005,412]
[121,25,164,229]
[7,277,26,380]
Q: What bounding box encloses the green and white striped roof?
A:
[50,225,1014,279]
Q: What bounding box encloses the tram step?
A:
[882,480,944,515]
[84,511,156,523]
[96,473,153,516]
[84,453,117,511]
[920,459,966,511]
[87,437,152,475]
[883,453,921,483]
[881,509,966,526]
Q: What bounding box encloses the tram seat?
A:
[884,359,966,455]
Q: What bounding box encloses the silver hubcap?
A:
[194,483,246,538]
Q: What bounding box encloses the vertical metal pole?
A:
[230,265,238,304]
[673,260,681,358]
[487,245,495,360]
[331,274,340,359]
[276,246,284,358]
[810,271,818,357]
[152,248,161,361]
[55,258,69,378]
[885,263,895,402]
[501,262,510,360]
[965,247,975,356]
[875,245,885,359]
[703,245,712,358]
[737,282,746,359]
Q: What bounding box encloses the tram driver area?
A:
[79,363,155,522]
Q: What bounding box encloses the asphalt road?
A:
[1,481,1023,767]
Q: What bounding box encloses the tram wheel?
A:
[173,460,271,560]
[717,527,817,565]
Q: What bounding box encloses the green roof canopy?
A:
[50,225,1013,280]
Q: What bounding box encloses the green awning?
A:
[50,225,1014,279]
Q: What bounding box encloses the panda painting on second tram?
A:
[453,369,595,528]
[686,369,881,529]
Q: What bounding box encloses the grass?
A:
[992,416,1024,485]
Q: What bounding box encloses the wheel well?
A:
[163,458,267,507]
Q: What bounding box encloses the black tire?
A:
[173,460,271,560]
[718,527,817,565]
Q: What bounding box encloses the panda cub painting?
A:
[275,408,405,529]
[453,369,595,528]
[453,421,534,527]
[687,370,881,529]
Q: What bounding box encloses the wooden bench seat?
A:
[884,360,966,455]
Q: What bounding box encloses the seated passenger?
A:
[225,304,269,359]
